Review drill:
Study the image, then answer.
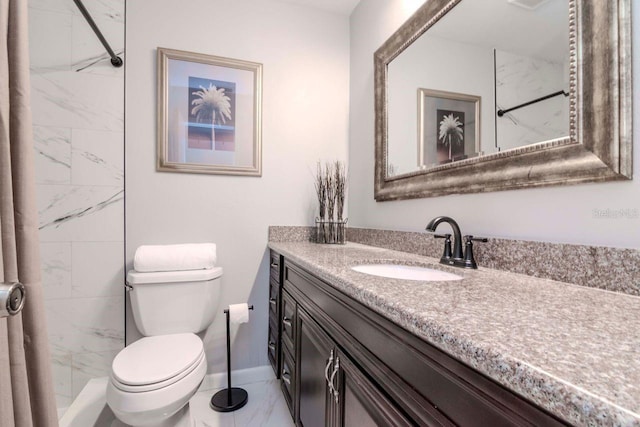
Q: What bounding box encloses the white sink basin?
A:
[351,264,463,282]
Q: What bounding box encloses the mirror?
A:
[375,0,632,200]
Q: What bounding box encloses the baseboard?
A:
[198,365,276,392]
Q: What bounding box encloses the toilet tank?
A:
[126,267,223,336]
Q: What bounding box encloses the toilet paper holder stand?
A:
[210,304,254,412]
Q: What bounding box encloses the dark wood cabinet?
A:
[269,251,567,427]
[297,308,333,427]
[335,348,414,427]
[268,252,283,378]
[297,307,412,427]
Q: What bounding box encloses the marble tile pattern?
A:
[495,49,569,150]
[268,241,640,426]
[60,375,294,427]
[29,0,125,409]
[346,227,640,296]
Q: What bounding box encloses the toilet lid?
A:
[112,333,204,386]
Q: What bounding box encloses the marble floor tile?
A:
[232,379,295,427]
[60,373,295,427]
[189,390,236,427]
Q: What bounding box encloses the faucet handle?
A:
[433,233,451,240]
[433,233,452,261]
[462,235,487,269]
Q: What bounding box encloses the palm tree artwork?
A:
[438,111,464,161]
[191,82,232,144]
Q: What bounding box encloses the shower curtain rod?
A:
[72,0,123,67]
[497,90,568,117]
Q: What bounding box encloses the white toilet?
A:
[107,267,223,426]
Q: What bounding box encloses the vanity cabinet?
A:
[268,251,283,378]
[298,307,412,427]
[271,251,567,426]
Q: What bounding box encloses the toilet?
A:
[107,266,223,426]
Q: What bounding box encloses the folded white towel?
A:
[133,243,217,272]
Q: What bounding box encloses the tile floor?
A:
[191,378,294,427]
[59,375,294,427]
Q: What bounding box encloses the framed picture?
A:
[417,88,480,167]
[157,48,262,176]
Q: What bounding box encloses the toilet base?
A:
[210,387,248,412]
[117,404,193,427]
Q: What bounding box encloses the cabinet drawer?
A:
[270,251,281,283]
[281,346,296,419]
[268,316,280,378]
[269,278,279,318]
[281,290,296,354]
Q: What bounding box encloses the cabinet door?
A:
[335,349,414,427]
[297,308,334,427]
[281,290,296,352]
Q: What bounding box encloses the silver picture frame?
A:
[157,47,263,176]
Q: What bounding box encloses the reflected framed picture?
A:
[157,47,262,176]
[418,88,480,167]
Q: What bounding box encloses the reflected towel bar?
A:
[497,90,568,117]
[72,0,123,67]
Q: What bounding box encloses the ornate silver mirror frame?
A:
[374,0,632,201]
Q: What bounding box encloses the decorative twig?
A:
[334,160,346,221]
[314,161,326,221]
[314,160,347,244]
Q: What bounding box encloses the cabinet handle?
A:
[330,356,340,404]
[270,262,278,268]
[269,298,277,306]
[268,341,276,351]
[282,370,291,385]
[282,317,292,327]
[324,349,334,391]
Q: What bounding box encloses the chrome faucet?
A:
[426,216,487,269]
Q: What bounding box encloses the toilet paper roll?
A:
[228,303,250,325]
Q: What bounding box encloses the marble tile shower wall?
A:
[495,49,569,151]
[28,0,124,409]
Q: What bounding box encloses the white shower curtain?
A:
[0,0,59,425]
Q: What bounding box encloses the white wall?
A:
[349,0,640,249]
[126,0,349,372]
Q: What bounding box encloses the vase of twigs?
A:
[315,161,347,244]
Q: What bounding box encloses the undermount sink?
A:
[351,264,463,282]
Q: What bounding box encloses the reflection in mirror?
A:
[375,0,631,201]
[386,0,569,178]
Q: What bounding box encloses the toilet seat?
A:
[111,333,204,393]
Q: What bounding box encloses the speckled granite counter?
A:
[268,241,640,427]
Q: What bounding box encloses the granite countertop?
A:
[268,241,640,427]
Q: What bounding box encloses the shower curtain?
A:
[0,0,59,425]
